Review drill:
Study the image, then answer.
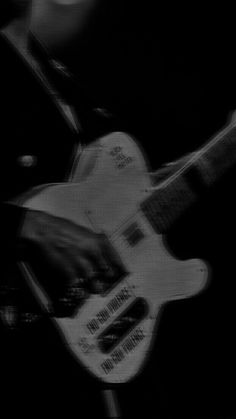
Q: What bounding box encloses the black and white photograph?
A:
[0,1,235,418]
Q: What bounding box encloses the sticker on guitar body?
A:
[109,146,134,169]
[86,286,133,335]
[100,327,145,375]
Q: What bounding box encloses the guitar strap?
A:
[1,30,81,135]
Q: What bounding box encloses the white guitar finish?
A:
[20,132,208,383]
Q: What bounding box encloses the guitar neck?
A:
[141,123,236,233]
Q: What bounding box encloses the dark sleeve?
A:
[0,202,27,251]
[0,202,27,315]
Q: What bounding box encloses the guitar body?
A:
[21,132,208,383]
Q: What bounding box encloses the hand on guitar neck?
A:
[19,209,122,316]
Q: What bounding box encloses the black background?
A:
[1,2,236,418]
[59,1,236,168]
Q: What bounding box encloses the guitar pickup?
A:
[97,297,149,353]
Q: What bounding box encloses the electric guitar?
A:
[18,124,236,384]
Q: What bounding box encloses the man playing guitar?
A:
[0,2,235,419]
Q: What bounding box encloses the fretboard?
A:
[141,123,236,233]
